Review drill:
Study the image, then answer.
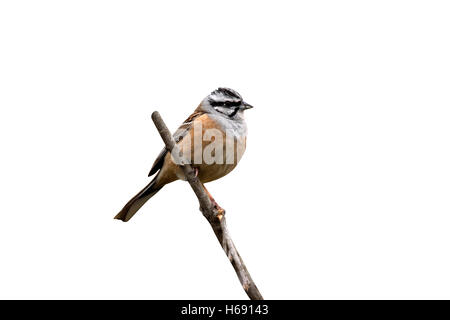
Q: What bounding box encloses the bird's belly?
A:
[197,162,238,183]
[174,134,246,183]
[197,134,246,183]
[173,159,240,183]
[171,114,247,183]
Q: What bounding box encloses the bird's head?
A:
[201,88,253,118]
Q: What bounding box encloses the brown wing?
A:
[148,110,205,177]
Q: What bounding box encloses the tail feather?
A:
[114,179,162,222]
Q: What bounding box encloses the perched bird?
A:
[115,88,253,222]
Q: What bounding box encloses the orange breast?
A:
[157,114,246,185]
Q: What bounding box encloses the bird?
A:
[114,88,253,222]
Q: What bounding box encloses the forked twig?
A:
[151,111,263,300]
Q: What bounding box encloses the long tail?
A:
[114,179,162,222]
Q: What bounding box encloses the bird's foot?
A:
[201,183,225,219]
[210,197,225,219]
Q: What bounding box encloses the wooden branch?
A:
[151,111,263,300]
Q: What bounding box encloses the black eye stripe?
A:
[210,99,241,107]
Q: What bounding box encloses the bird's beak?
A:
[241,101,254,110]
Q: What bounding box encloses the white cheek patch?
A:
[214,106,235,116]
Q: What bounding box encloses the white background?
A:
[1,1,449,299]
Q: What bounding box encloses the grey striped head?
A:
[206,88,253,117]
